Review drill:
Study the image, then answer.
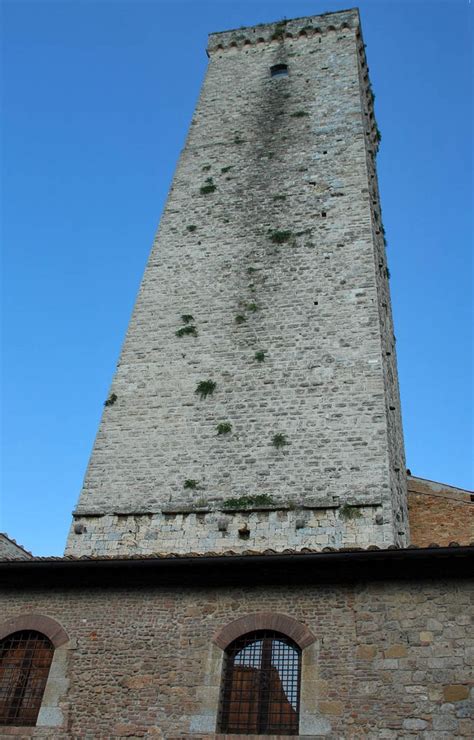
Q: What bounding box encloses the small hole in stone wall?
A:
[321,211,326,218]
[314,301,318,305]
[270,63,288,78]
[238,525,250,539]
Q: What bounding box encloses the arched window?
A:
[218,630,301,735]
[0,630,54,726]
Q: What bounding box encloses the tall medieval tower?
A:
[66,8,408,557]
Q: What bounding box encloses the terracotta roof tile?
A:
[0,542,473,563]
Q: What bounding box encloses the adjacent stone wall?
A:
[0,579,472,737]
[0,534,32,560]
[67,9,408,556]
[408,476,474,546]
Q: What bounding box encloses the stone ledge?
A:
[73,500,382,518]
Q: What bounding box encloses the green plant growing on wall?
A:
[181,314,194,324]
[386,267,391,279]
[234,135,244,145]
[246,303,259,312]
[269,230,292,244]
[271,20,288,41]
[176,325,197,337]
[221,165,233,173]
[339,504,362,520]
[187,225,197,232]
[216,422,232,435]
[195,380,216,399]
[254,351,266,362]
[223,493,275,509]
[272,433,288,449]
[235,314,247,324]
[273,194,287,201]
[200,178,216,194]
[104,393,117,407]
[247,267,257,274]
[290,111,309,118]
[202,164,211,171]
[184,479,199,490]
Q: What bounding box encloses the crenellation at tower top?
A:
[207,8,360,50]
[66,9,408,557]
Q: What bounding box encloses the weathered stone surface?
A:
[121,675,154,689]
[403,718,428,730]
[318,700,344,715]
[0,578,472,737]
[443,684,470,702]
[385,644,408,658]
[420,630,433,644]
[65,7,408,557]
[356,644,377,660]
[0,533,32,560]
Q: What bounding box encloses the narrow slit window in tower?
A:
[270,64,288,78]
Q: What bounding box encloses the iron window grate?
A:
[0,630,54,726]
[218,630,301,735]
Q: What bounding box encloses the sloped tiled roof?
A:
[0,541,472,563]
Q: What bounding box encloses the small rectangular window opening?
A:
[271,64,288,78]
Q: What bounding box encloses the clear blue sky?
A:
[1,0,472,556]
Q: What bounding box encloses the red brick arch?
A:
[212,612,316,650]
[0,613,69,647]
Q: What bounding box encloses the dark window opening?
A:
[218,630,301,735]
[271,64,288,78]
[0,631,54,726]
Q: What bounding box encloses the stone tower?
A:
[66,8,408,557]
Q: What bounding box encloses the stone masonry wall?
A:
[0,534,32,560]
[1,579,472,737]
[67,9,408,556]
[66,503,387,556]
